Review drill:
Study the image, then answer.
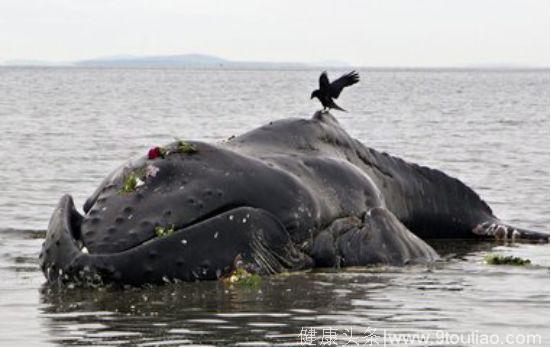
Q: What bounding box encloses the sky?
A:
[0,0,548,67]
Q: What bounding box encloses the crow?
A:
[311,71,360,112]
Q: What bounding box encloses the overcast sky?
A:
[0,0,548,67]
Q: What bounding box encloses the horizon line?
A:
[1,64,548,70]
[1,53,548,70]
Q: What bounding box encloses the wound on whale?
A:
[39,112,549,286]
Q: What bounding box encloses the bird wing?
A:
[319,71,330,90]
[329,71,360,98]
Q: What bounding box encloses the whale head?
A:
[40,140,317,285]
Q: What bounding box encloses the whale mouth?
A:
[120,203,252,253]
[78,202,253,255]
[42,195,258,263]
[41,194,300,285]
[167,204,249,235]
[41,194,247,281]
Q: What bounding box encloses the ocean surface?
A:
[0,67,549,346]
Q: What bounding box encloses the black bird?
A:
[311,71,360,112]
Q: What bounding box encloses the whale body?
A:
[40,112,549,285]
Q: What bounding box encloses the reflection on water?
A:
[28,240,547,345]
[0,68,549,345]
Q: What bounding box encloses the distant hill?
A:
[76,54,230,68]
[75,53,317,69]
[2,54,351,69]
[2,55,547,69]
[3,59,69,67]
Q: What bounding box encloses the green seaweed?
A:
[224,268,262,288]
[154,224,175,238]
[485,253,531,266]
[178,140,197,154]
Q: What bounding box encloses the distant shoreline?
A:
[0,65,548,72]
[2,53,547,70]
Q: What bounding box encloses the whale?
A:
[39,112,549,286]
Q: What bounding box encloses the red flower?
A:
[148,147,163,159]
